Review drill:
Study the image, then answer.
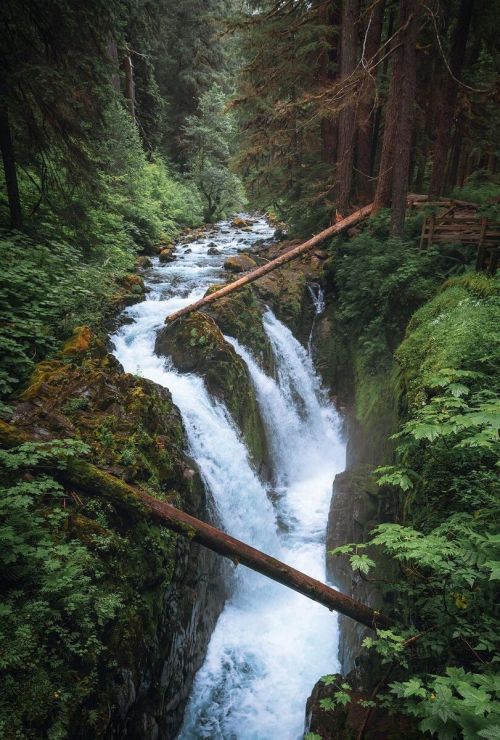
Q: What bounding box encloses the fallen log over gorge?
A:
[165,203,374,323]
[1,420,391,630]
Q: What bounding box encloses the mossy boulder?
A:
[204,285,273,370]
[155,312,269,473]
[231,216,253,228]
[224,253,257,272]
[111,273,147,310]
[248,239,326,342]
[7,328,224,738]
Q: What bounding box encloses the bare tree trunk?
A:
[166,204,374,322]
[336,0,359,214]
[0,91,22,229]
[428,0,474,196]
[319,2,340,165]
[356,0,385,203]
[106,36,121,93]
[122,52,136,120]
[390,2,419,236]
[0,420,392,630]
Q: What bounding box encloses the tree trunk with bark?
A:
[372,0,419,234]
[0,420,391,630]
[372,16,402,212]
[390,2,420,236]
[0,92,22,229]
[166,204,374,323]
[319,2,340,165]
[356,0,385,203]
[336,0,359,214]
[428,0,474,196]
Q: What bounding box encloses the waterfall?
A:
[307,282,325,356]
[111,215,345,740]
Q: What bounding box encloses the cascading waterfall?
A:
[111,216,346,740]
[307,282,326,356]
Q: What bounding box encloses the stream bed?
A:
[111,217,346,739]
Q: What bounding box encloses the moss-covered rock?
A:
[204,285,273,370]
[155,312,269,473]
[6,327,225,738]
[159,247,176,263]
[252,241,325,342]
[224,253,257,272]
[396,273,500,409]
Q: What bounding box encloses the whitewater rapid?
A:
[111,216,345,739]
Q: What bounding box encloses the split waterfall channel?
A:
[111,217,346,739]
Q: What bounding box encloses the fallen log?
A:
[165,203,374,323]
[0,420,391,630]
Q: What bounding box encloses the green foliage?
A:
[0,232,129,401]
[341,272,500,739]
[0,105,204,405]
[183,84,246,220]
[329,226,446,373]
[0,439,177,738]
[389,669,500,740]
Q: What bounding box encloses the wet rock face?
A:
[155,312,269,475]
[159,247,176,263]
[204,285,274,372]
[326,467,382,672]
[12,329,225,739]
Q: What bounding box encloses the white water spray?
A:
[111,216,345,739]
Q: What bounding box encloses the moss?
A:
[205,285,272,367]
[155,312,269,471]
[62,325,92,355]
[21,360,69,400]
[4,333,210,737]
[397,273,500,409]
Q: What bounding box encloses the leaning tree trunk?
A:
[336,0,359,214]
[166,204,374,322]
[428,0,474,197]
[390,2,420,236]
[0,89,22,229]
[356,0,385,203]
[0,420,392,630]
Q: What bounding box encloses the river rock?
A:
[136,255,152,269]
[159,247,176,263]
[231,216,253,228]
[224,254,257,272]
[208,246,221,255]
[273,227,288,241]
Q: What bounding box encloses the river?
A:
[111,216,346,739]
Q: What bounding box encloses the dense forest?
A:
[1,1,499,739]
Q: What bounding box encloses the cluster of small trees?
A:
[0,0,245,229]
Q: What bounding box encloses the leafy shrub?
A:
[328,229,444,373]
[331,274,500,739]
[0,232,133,401]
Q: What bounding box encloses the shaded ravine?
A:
[111,217,345,739]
